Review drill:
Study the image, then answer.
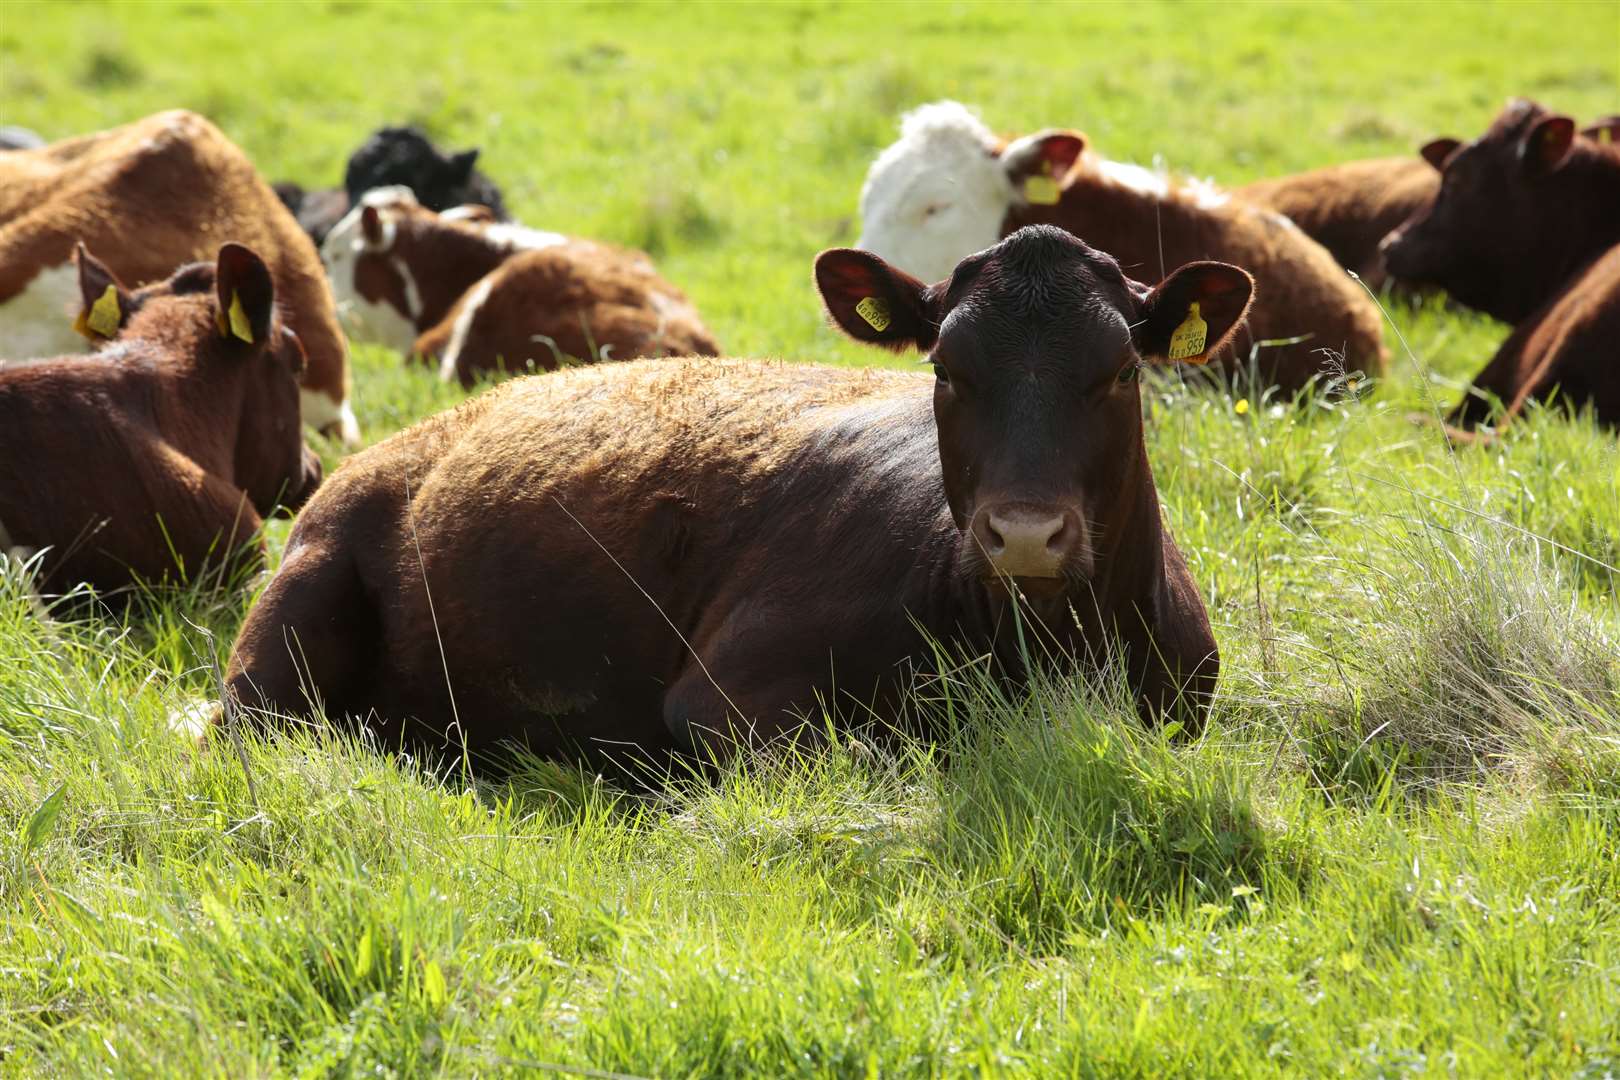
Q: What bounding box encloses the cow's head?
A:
[320,186,426,353]
[855,101,1086,284]
[77,243,322,516]
[344,125,493,214]
[1380,99,1589,322]
[817,226,1251,594]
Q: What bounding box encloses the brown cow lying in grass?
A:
[1382,99,1620,430]
[1234,156,1438,290]
[0,110,358,444]
[224,226,1249,767]
[0,243,322,597]
[322,187,719,386]
[855,101,1382,393]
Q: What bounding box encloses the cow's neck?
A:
[1008,169,1202,281]
[1535,146,1620,308]
[396,224,512,331]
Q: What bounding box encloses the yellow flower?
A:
[1234,398,1250,415]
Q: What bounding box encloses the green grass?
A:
[3,1,1620,1075]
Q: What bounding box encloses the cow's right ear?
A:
[214,243,276,350]
[1580,116,1620,145]
[1420,137,1461,171]
[1520,114,1576,175]
[1001,129,1087,205]
[449,148,480,184]
[815,248,942,352]
[359,204,389,248]
[73,243,132,340]
[1134,261,1254,366]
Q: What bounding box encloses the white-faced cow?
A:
[322,188,718,385]
[856,101,1384,392]
[1381,99,1620,428]
[0,243,322,597]
[0,110,358,444]
[225,226,1248,768]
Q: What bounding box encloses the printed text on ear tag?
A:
[227,291,254,343]
[81,284,122,338]
[1167,302,1208,362]
[855,296,891,332]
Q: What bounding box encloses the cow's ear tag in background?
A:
[1024,165,1061,206]
[856,296,891,332]
[227,291,254,343]
[74,284,122,338]
[1167,302,1208,362]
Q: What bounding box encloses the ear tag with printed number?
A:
[75,284,122,338]
[1167,302,1208,362]
[226,291,254,343]
[855,296,891,332]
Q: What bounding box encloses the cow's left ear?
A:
[449,148,480,183]
[214,243,276,349]
[1134,261,1254,365]
[1420,137,1461,171]
[815,248,943,352]
[1001,129,1087,205]
[1520,115,1575,175]
[73,243,132,340]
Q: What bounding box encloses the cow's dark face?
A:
[1381,100,1579,323]
[817,226,1251,594]
[344,126,482,212]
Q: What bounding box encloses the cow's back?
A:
[0,111,350,435]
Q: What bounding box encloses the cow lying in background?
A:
[1234,156,1437,290]
[1382,99,1620,428]
[856,101,1384,393]
[0,110,357,444]
[323,188,718,385]
[274,125,510,246]
[225,226,1245,765]
[0,243,322,597]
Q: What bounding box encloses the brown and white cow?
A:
[0,243,322,596]
[1234,157,1438,290]
[224,226,1247,766]
[855,101,1384,393]
[0,110,358,444]
[1380,99,1620,427]
[322,187,719,385]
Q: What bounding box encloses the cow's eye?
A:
[923,202,949,219]
[1117,362,1140,384]
[932,361,950,385]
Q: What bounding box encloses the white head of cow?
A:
[856,101,1087,283]
[320,185,423,354]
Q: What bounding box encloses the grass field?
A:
[3,1,1620,1075]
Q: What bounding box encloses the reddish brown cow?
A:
[1381,99,1620,426]
[0,243,322,596]
[1234,157,1438,289]
[0,111,357,444]
[322,188,718,384]
[224,227,1249,766]
[856,101,1383,393]
[1382,99,1620,325]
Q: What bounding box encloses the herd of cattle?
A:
[0,97,1614,767]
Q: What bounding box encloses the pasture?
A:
[3,0,1619,1074]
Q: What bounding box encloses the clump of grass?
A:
[1319,519,1619,790]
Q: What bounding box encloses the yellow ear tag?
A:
[1167,302,1209,362]
[855,296,891,332]
[77,284,122,338]
[1024,173,1061,205]
[226,291,254,344]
